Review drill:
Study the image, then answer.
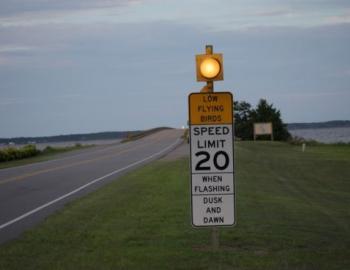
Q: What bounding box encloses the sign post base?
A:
[212,227,219,251]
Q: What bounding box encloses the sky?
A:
[0,0,350,137]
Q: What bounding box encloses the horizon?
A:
[1,0,350,137]
[1,120,350,139]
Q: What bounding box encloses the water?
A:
[289,127,350,143]
[0,139,121,150]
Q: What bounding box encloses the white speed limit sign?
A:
[188,92,235,227]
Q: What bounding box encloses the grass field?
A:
[0,142,349,269]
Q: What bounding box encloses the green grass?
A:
[0,144,92,169]
[0,142,349,269]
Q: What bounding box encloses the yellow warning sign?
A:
[189,92,233,125]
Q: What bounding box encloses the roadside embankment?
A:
[0,141,349,269]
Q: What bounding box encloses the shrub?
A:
[43,146,54,153]
[288,136,321,146]
[20,145,40,158]
[0,145,40,162]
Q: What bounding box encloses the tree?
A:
[234,99,290,141]
[250,99,291,141]
[234,101,253,139]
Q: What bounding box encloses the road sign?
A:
[188,92,235,227]
[254,122,272,135]
[254,122,273,141]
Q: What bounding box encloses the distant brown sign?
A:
[254,122,273,140]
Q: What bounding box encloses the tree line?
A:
[234,99,290,141]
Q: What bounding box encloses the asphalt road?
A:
[0,129,183,244]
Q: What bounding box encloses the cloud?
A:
[0,38,71,67]
[0,97,40,106]
[325,10,350,24]
[0,45,38,53]
[0,0,144,27]
[252,8,294,17]
[0,94,83,106]
[0,0,142,16]
[0,45,39,66]
[274,90,350,99]
[331,68,350,78]
[0,7,123,27]
[1,0,350,30]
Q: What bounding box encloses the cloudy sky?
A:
[1,0,349,137]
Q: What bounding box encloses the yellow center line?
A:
[0,141,153,185]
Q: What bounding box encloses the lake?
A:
[289,127,350,143]
[0,139,122,150]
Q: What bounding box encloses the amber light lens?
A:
[199,58,221,79]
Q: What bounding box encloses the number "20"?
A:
[195,151,230,171]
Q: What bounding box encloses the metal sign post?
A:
[189,45,235,251]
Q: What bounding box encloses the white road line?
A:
[0,138,181,231]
